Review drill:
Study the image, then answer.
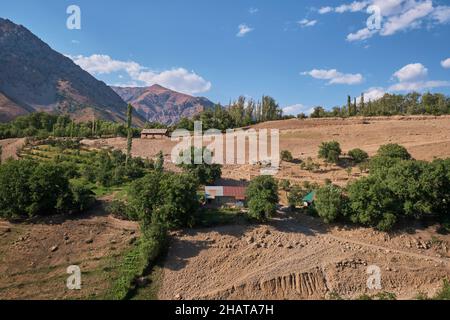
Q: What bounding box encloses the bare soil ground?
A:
[0,199,139,300]
[158,213,450,300]
[0,138,25,162]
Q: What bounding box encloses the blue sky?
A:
[1,0,450,115]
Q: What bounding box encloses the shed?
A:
[205,186,247,206]
[141,129,168,139]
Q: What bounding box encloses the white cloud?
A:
[347,27,377,41]
[69,54,211,94]
[298,19,318,27]
[336,1,370,13]
[441,58,450,69]
[389,62,449,91]
[432,5,450,23]
[237,24,254,37]
[282,104,314,116]
[360,87,386,102]
[333,0,450,41]
[389,80,450,91]
[249,7,259,14]
[393,63,428,82]
[302,68,364,85]
[318,6,333,14]
[380,0,433,36]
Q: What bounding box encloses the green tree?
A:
[348,148,369,163]
[315,184,348,223]
[155,151,164,172]
[126,104,133,166]
[347,176,398,231]
[246,176,279,221]
[287,185,306,208]
[377,144,411,160]
[178,147,222,185]
[128,171,199,228]
[318,141,342,164]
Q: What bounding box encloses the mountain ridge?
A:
[0,17,145,126]
[112,84,215,124]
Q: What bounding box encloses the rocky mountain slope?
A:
[0,18,144,125]
[112,84,215,124]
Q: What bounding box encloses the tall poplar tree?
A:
[126,104,133,166]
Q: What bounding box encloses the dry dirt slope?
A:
[158,214,450,300]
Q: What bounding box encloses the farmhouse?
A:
[205,186,247,207]
[140,129,168,139]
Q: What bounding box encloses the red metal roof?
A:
[222,186,247,200]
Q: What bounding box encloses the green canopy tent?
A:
[302,191,316,206]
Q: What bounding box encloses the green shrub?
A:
[318,141,342,164]
[106,200,130,220]
[348,148,369,163]
[377,144,411,160]
[433,279,450,300]
[315,184,348,223]
[280,150,294,162]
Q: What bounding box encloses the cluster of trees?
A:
[309,92,450,118]
[0,112,140,140]
[79,149,152,187]
[0,160,95,219]
[314,144,450,231]
[126,171,200,229]
[177,147,222,185]
[177,95,284,131]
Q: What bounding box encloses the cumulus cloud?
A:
[298,19,318,27]
[324,0,450,41]
[68,54,211,94]
[359,87,386,102]
[282,104,314,116]
[249,7,259,14]
[441,58,450,69]
[237,24,254,37]
[392,63,428,82]
[389,62,449,91]
[380,0,433,36]
[301,69,364,85]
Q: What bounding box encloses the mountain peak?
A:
[112,85,215,124]
[0,18,145,125]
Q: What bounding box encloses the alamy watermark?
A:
[66,5,81,30]
[171,121,280,175]
[367,5,382,31]
[366,265,382,290]
[66,265,81,290]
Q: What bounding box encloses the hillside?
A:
[0,18,144,126]
[112,84,215,124]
